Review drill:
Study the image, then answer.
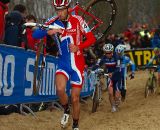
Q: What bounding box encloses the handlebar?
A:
[104,73,109,77]
[90,68,109,77]
[95,68,104,73]
[24,22,63,30]
[90,68,103,74]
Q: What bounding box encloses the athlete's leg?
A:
[115,90,121,106]
[69,67,83,129]
[121,76,126,101]
[114,79,122,107]
[108,81,114,105]
[71,85,82,129]
[56,73,70,128]
[56,74,68,105]
[108,80,116,112]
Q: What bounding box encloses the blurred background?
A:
[9,0,160,33]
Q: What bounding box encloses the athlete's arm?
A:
[146,56,156,67]
[32,17,63,39]
[32,29,47,39]
[69,31,96,52]
[91,58,104,70]
[78,18,96,50]
[32,28,63,39]
[125,56,135,73]
[129,60,135,73]
[78,32,96,50]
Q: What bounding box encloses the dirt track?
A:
[0,71,160,130]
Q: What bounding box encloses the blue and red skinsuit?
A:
[33,15,96,88]
[96,53,122,91]
[117,55,135,90]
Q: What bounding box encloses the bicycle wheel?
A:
[152,77,157,94]
[92,85,99,113]
[33,40,45,95]
[144,80,150,98]
[85,0,117,41]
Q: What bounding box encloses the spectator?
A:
[24,14,40,50]
[112,34,123,48]
[83,48,97,67]
[131,31,141,49]
[0,0,10,43]
[13,4,27,21]
[140,30,151,48]
[123,37,131,50]
[93,41,104,58]
[4,11,23,46]
[151,29,160,48]
[4,4,27,47]
[123,28,133,41]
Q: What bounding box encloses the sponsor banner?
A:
[81,71,95,97]
[0,45,94,105]
[125,48,156,66]
[0,45,58,104]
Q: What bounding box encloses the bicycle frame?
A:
[92,73,102,99]
[33,38,46,95]
[91,68,108,112]
[145,66,157,98]
[70,3,103,32]
[148,69,156,87]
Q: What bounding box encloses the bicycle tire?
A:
[144,80,150,98]
[85,0,117,41]
[92,85,99,113]
[33,40,44,95]
[152,77,157,94]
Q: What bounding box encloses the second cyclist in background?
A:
[146,47,160,94]
[95,43,122,112]
[115,44,135,102]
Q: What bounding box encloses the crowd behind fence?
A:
[84,23,160,67]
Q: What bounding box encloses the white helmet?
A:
[103,43,114,52]
[115,44,126,54]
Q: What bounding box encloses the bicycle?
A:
[24,0,117,95]
[85,0,117,41]
[24,23,62,95]
[91,68,108,113]
[71,0,117,41]
[144,66,157,98]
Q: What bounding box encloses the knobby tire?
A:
[85,0,117,41]
[33,40,43,95]
[92,85,99,113]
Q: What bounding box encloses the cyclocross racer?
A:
[115,44,135,101]
[95,43,122,112]
[32,0,96,130]
[146,47,160,94]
